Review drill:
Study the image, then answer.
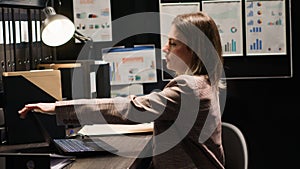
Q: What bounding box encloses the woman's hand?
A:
[18,103,56,119]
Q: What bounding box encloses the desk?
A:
[0,134,153,169]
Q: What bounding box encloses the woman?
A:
[19,12,225,169]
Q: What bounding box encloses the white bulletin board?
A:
[160,0,292,79]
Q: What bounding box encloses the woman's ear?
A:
[186,45,194,56]
[188,48,195,61]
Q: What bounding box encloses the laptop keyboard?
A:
[53,139,95,152]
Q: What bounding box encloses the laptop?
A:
[33,113,119,157]
[2,70,66,145]
[0,152,75,169]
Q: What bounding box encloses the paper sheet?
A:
[78,122,154,136]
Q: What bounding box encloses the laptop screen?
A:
[2,70,66,145]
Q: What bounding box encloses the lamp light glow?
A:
[41,7,75,47]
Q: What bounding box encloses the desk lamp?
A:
[41,6,92,47]
[41,6,94,59]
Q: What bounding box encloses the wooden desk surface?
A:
[0,134,153,169]
[69,134,153,169]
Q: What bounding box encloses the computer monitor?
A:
[2,70,66,145]
[37,60,111,100]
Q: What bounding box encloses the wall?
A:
[223,1,298,168]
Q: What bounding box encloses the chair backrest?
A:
[222,122,248,169]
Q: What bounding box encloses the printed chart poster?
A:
[245,0,286,55]
[202,0,243,56]
[73,0,112,42]
[102,45,157,85]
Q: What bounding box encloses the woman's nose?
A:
[162,43,169,53]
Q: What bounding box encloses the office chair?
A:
[222,122,248,169]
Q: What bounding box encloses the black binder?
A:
[30,8,43,69]
[3,7,15,72]
[19,8,31,70]
[0,7,6,88]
